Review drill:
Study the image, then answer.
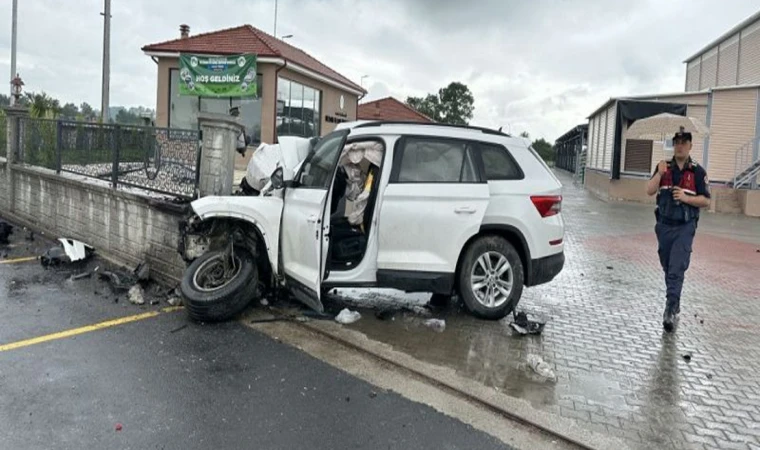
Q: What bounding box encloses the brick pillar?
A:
[197,113,244,197]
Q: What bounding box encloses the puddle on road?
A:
[323,289,626,412]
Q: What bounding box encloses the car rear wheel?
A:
[458,236,524,320]
[180,246,258,322]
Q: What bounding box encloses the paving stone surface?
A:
[331,170,760,450]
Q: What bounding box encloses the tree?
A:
[531,138,554,163]
[61,102,79,118]
[0,94,9,107]
[406,94,440,121]
[80,102,95,119]
[519,131,530,139]
[25,92,60,118]
[406,81,475,125]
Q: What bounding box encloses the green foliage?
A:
[25,92,61,118]
[61,102,79,118]
[406,82,475,125]
[519,131,530,138]
[531,138,554,163]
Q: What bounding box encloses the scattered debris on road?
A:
[134,261,150,281]
[707,374,713,379]
[375,309,396,321]
[128,285,145,305]
[606,266,614,270]
[25,230,35,241]
[424,318,446,332]
[170,324,188,334]
[98,270,136,293]
[115,423,123,432]
[40,238,94,267]
[369,391,378,399]
[335,308,361,324]
[70,272,92,281]
[260,298,269,306]
[509,311,546,335]
[682,353,692,362]
[526,354,557,381]
[0,221,13,244]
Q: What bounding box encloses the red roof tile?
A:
[142,25,365,94]
[357,97,435,123]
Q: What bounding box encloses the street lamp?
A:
[360,75,369,87]
[10,73,24,106]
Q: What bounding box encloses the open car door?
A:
[281,130,349,313]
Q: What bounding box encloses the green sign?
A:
[178,53,257,97]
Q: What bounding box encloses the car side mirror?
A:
[270,167,284,190]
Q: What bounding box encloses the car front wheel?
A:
[458,236,524,320]
[180,246,258,322]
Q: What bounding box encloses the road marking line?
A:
[0,256,39,265]
[0,307,184,353]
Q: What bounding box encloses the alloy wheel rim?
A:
[470,251,513,308]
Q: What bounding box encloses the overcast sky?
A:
[1,0,758,140]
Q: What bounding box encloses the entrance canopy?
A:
[612,100,687,179]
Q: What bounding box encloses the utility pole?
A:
[10,0,18,106]
[273,0,278,37]
[100,0,111,123]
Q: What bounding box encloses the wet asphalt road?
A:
[0,229,512,450]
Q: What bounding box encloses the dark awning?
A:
[611,100,687,179]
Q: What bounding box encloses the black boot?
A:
[663,297,679,332]
[662,308,676,332]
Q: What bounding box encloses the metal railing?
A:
[733,136,760,189]
[16,117,200,199]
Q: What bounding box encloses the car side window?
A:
[395,137,480,183]
[297,131,346,189]
[479,143,524,180]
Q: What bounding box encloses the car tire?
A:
[180,247,258,322]
[458,236,524,320]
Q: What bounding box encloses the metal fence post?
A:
[55,120,63,174]
[112,125,121,189]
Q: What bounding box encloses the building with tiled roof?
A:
[142,24,367,163]
[357,97,435,123]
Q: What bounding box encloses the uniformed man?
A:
[645,127,711,332]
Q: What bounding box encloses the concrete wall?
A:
[0,164,186,282]
[738,189,760,217]
[584,170,611,201]
[584,170,655,205]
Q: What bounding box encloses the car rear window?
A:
[479,143,524,180]
[395,137,479,183]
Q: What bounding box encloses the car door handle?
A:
[307,215,320,224]
[455,206,477,214]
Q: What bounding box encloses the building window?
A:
[277,77,321,139]
[394,137,479,183]
[169,68,263,144]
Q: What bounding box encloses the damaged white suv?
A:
[178,121,565,321]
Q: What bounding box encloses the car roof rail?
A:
[352,120,511,137]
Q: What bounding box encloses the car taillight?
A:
[531,195,562,218]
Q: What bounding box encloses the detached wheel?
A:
[180,246,258,322]
[458,236,524,320]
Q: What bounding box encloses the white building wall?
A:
[603,103,616,171]
[739,21,760,85]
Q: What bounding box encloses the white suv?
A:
[178,121,565,321]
